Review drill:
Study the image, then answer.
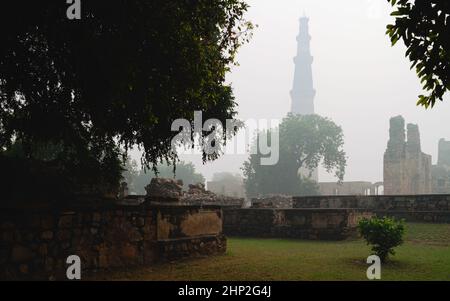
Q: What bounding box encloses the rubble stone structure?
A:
[182,183,244,208]
[144,178,244,207]
[432,139,450,193]
[0,177,243,280]
[145,178,183,200]
[251,195,293,208]
[0,198,225,280]
[383,116,432,195]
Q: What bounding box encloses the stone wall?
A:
[0,200,225,280]
[293,194,450,223]
[373,210,450,223]
[223,208,373,240]
[251,195,293,208]
[293,195,450,211]
[182,194,244,208]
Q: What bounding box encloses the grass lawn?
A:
[90,223,450,281]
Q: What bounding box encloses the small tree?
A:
[358,217,405,262]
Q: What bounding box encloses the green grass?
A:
[90,223,450,281]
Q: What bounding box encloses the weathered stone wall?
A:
[383,116,432,195]
[293,195,450,211]
[0,200,225,280]
[251,195,293,208]
[373,210,450,223]
[223,208,373,240]
[293,195,450,223]
[181,194,244,208]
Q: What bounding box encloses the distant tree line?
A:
[123,160,205,195]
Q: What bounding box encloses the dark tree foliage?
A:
[1,141,122,201]
[242,114,346,197]
[0,1,251,198]
[387,0,450,108]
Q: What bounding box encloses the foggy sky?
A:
[136,0,450,184]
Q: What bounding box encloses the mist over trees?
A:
[212,172,243,183]
[387,0,450,108]
[0,1,251,199]
[123,160,205,195]
[242,114,346,197]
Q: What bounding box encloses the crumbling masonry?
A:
[383,116,432,195]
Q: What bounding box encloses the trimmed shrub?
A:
[358,216,405,262]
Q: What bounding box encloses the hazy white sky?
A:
[139,0,450,183]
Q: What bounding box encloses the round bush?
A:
[358,216,405,262]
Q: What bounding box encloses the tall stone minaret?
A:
[291,16,319,183]
[290,16,316,115]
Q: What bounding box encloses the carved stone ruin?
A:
[182,182,244,207]
[145,178,183,203]
[383,116,432,195]
[431,139,450,193]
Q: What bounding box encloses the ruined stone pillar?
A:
[383,116,406,195]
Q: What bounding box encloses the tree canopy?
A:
[0,1,251,197]
[242,114,346,197]
[387,0,450,108]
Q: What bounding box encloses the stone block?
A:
[311,213,328,229]
[12,245,34,263]
[56,230,71,241]
[41,230,53,240]
[58,215,73,228]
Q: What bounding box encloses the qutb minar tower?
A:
[291,16,316,115]
[291,15,319,182]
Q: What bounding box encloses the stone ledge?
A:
[158,234,227,261]
[375,210,450,223]
[293,194,450,212]
[223,208,373,240]
[157,234,222,243]
[295,194,450,198]
[226,208,372,213]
